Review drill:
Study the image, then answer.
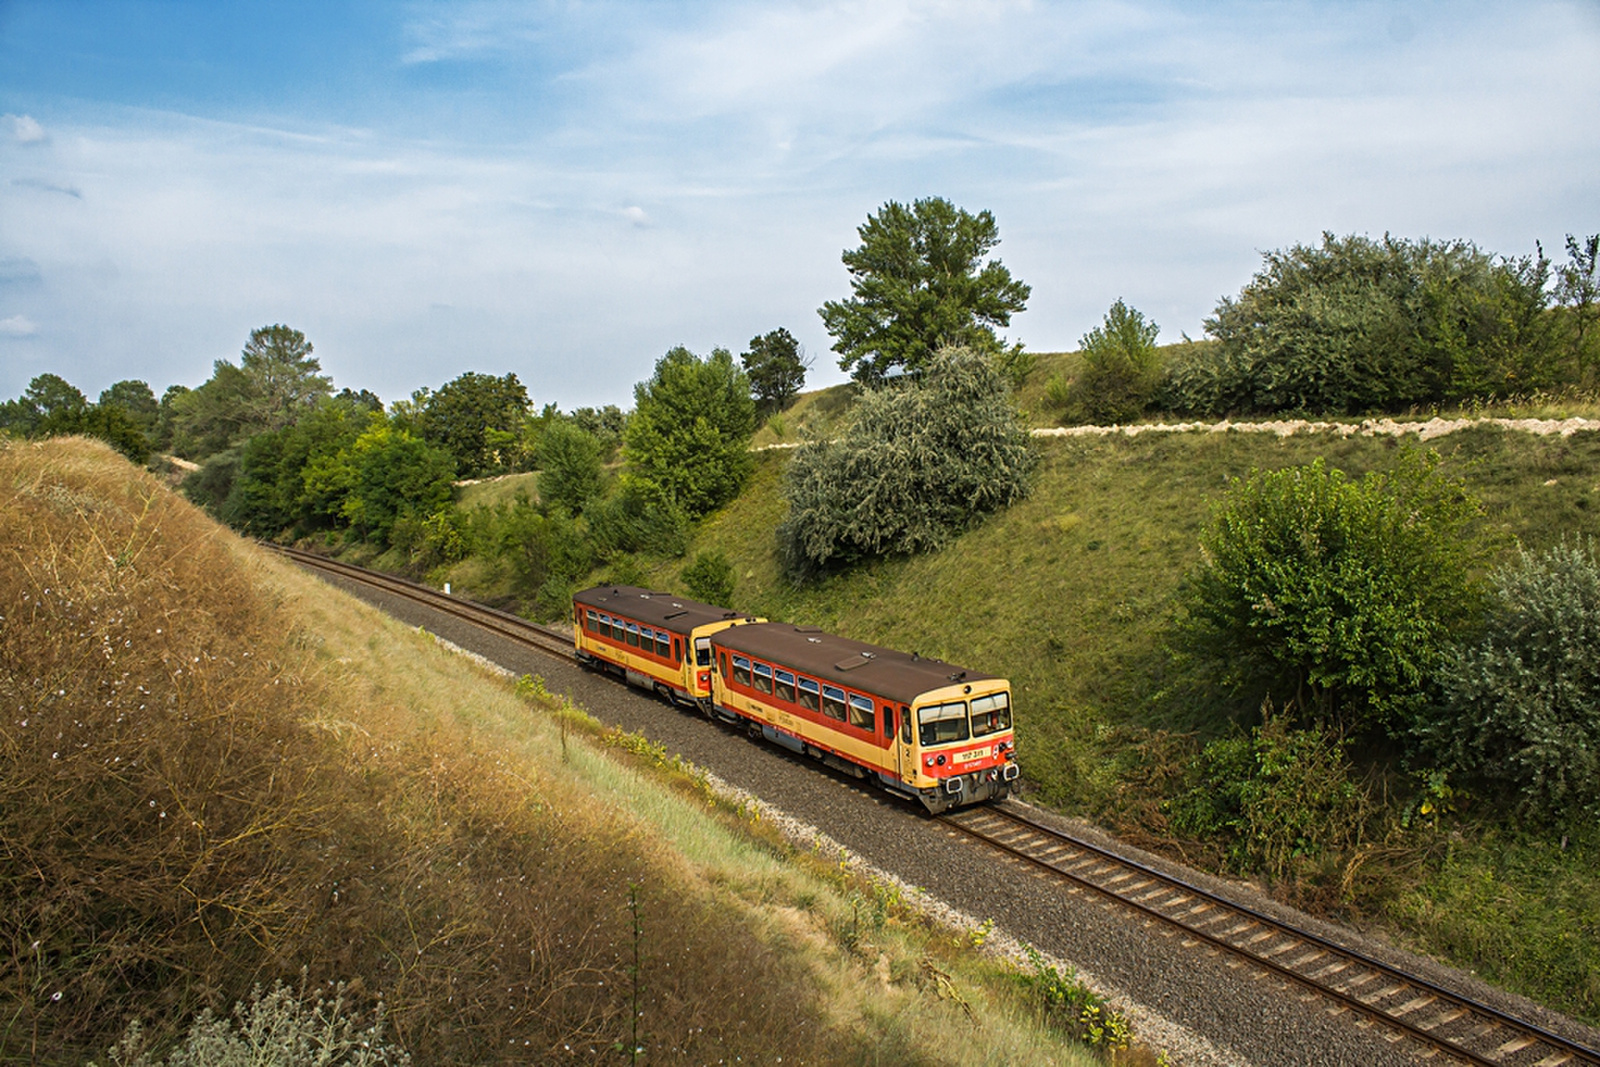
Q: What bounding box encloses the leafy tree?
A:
[1181,453,1492,735]
[819,197,1031,384]
[420,371,531,478]
[741,327,811,415]
[1071,299,1162,423]
[778,346,1036,577]
[338,423,457,544]
[571,404,626,459]
[536,420,605,515]
[1171,233,1560,415]
[97,380,159,437]
[0,374,148,462]
[166,361,257,459]
[1421,540,1600,822]
[623,345,755,518]
[1555,233,1600,381]
[681,549,735,608]
[222,396,373,536]
[585,479,689,560]
[239,324,333,432]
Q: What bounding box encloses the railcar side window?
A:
[719,652,728,678]
[732,656,751,686]
[774,670,796,702]
[847,694,875,731]
[919,701,970,746]
[586,609,598,632]
[655,631,671,658]
[822,685,847,721]
[674,638,682,663]
[970,693,1012,737]
[797,677,820,712]
[753,662,773,695]
[883,705,895,738]
[626,622,640,647]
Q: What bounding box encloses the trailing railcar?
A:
[709,623,1018,813]
[572,586,761,711]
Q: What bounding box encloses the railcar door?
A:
[896,704,916,787]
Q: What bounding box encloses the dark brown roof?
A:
[573,585,753,633]
[713,622,999,705]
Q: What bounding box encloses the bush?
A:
[623,346,755,518]
[1166,707,1368,881]
[1176,233,1561,416]
[535,420,605,515]
[1181,451,1490,735]
[1421,540,1600,822]
[777,346,1036,578]
[1070,299,1161,423]
[681,549,735,607]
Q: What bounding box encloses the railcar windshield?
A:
[695,636,711,667]
[970,693,1012,737]
[919,701,970,746]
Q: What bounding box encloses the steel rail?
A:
[261,543,576,662]
[943,805,1599,1067]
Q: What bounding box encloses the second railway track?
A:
[269,543,1600,1067]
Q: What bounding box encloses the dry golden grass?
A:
[3,438,1112,1066]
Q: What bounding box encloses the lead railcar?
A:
[709,623,1018,813]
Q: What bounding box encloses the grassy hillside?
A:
[3,437,1115,1065]
[647,421,1600,1023]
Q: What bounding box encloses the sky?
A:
[2,1,1597,411]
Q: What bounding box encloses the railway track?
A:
[261,543,576,662]
[267,543,1600,1067]
[943,804,1600,1067]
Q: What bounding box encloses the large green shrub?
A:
[777,346,1036,578]
[1166,709,1368,881]
[1182,452,1489,734]
[1421,541,1600,822]
[1166,233,1560,415]
[536,420,605,515]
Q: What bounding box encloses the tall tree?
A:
[623,345,755,517]
[239,324,333,432]
[819,197,1031,384]
[1555,233,1600,380]
[97,380,160,437]
[740,327,811,415]
[420,371,531,478]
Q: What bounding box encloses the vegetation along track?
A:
[266,545,1599,1067]
[943,804,1600,1067]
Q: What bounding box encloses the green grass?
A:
[455,469,540,509]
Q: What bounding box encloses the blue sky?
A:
[2,1,1597,410]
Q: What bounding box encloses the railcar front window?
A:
[753,662,773,695]
[695,637,711,667]
[847,694,875,731]
[970,693,1012,737]
[774,670,796,703]
[798,677,820,712]
[732,656,751,687]
[822,685,847,721]
[919,701,970,746]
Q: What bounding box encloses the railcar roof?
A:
[714,622,1000,705]
[573,585,753,632]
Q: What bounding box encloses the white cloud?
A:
[5,113,47,144]
[0,315,39,337]
[622,205,649,227]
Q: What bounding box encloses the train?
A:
[571,585,1019,813]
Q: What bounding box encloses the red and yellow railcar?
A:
[709,623,1018,813]
[572,586,761,712]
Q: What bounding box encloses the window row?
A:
[585,609,674,660]
[914,693,1013,747]
[728,655,889,736]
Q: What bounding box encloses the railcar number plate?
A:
[954,746,991,763]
